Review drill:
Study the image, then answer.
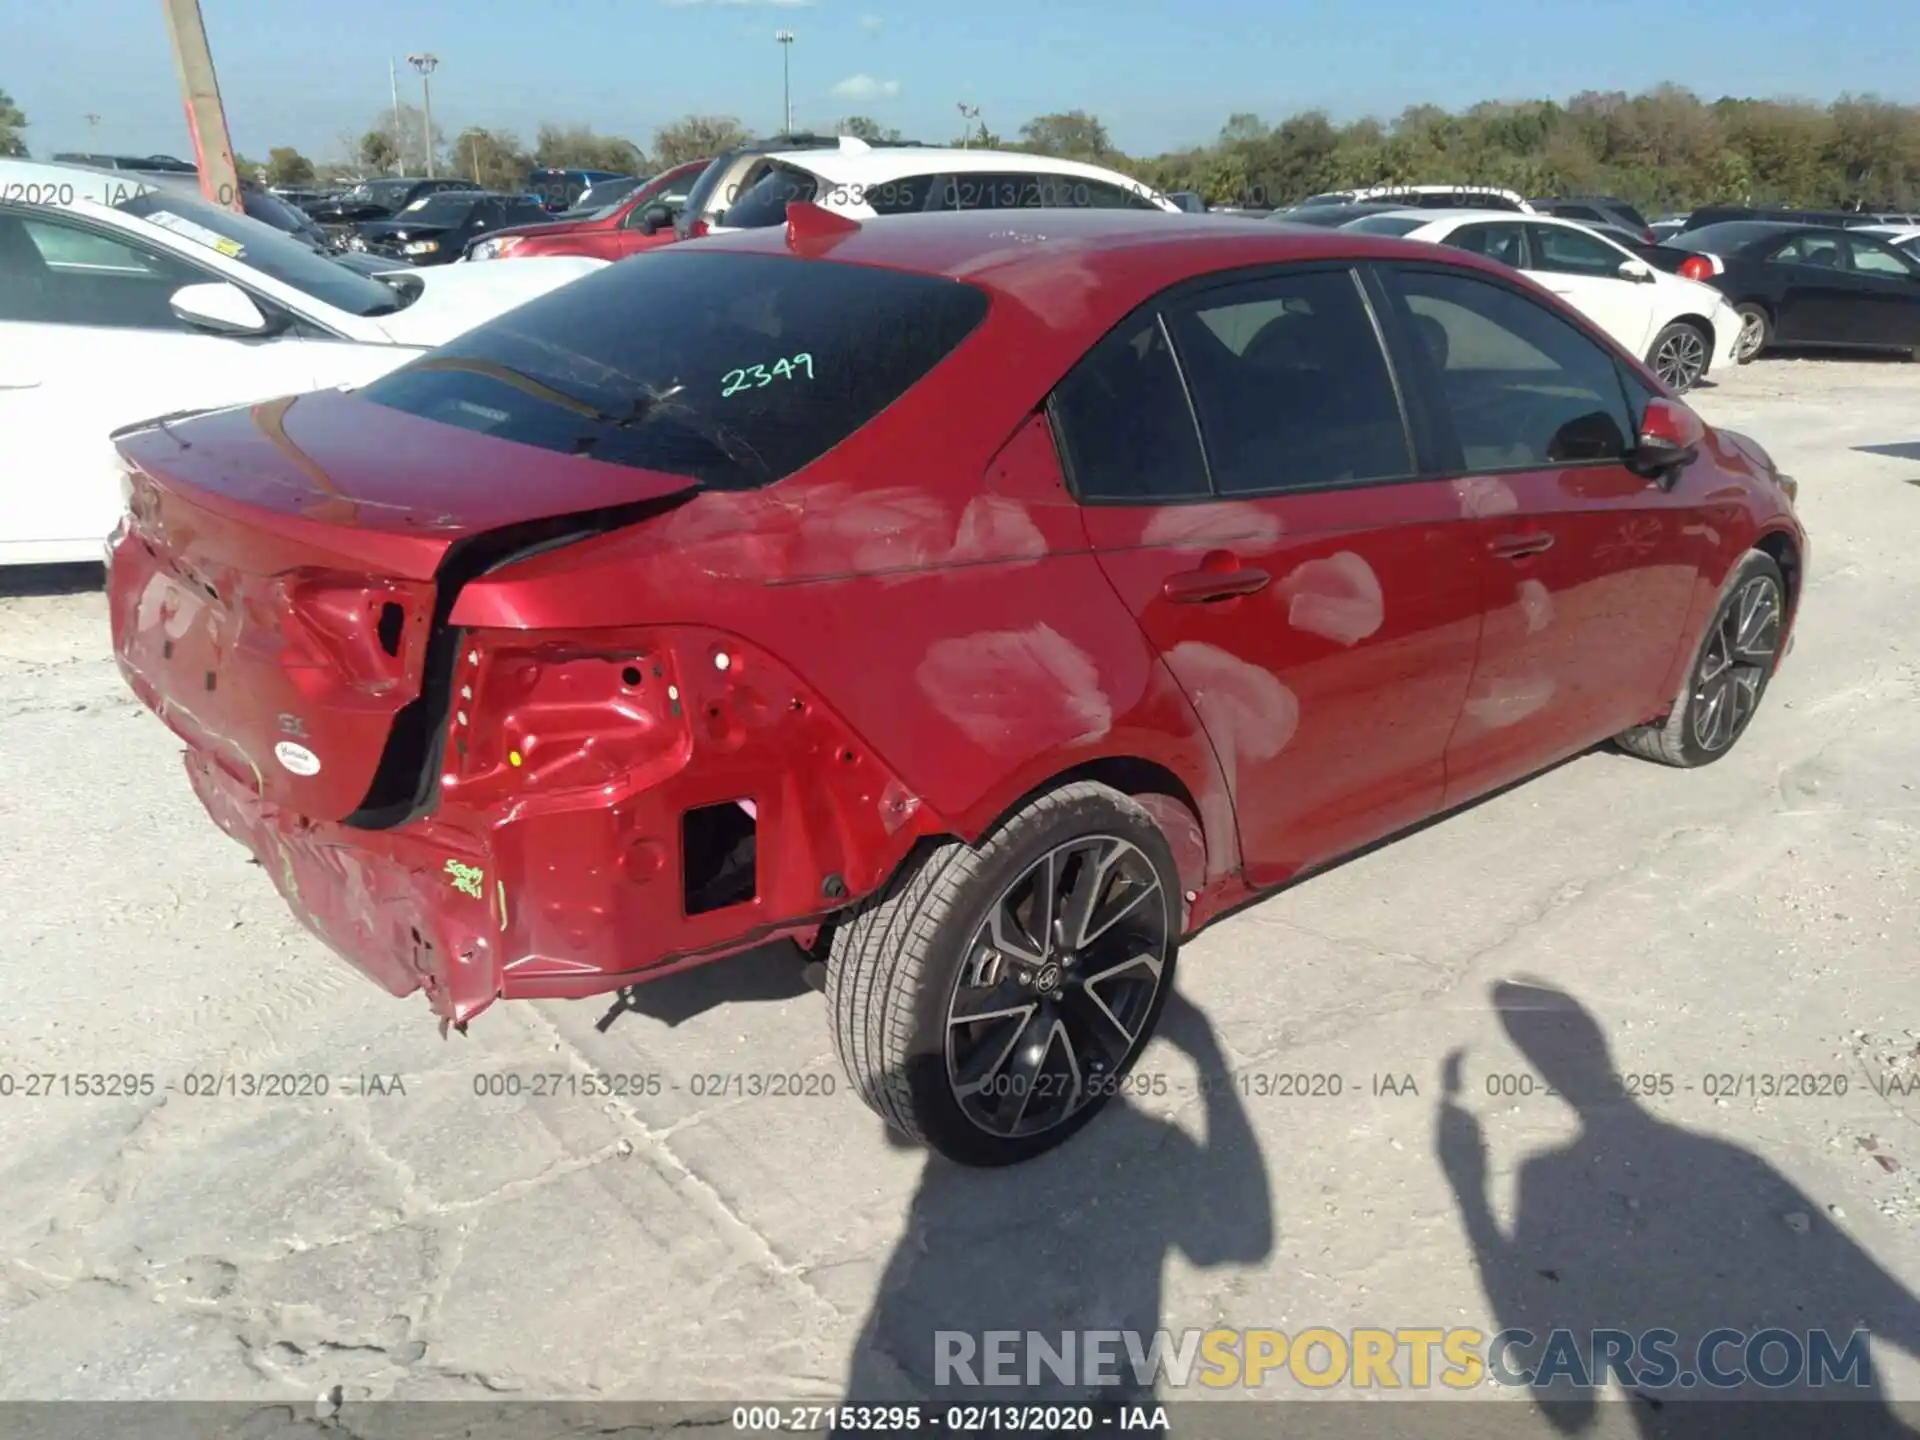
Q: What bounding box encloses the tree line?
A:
[5,83,1918,210]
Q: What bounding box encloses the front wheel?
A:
[1647,321,1710,392]
[825,781,1180,1166]
[1615,550,1786,767]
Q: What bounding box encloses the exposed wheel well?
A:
[1665,313,1713,338]
[1752,529,1802,623]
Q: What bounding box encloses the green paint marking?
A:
[444,860,485,899]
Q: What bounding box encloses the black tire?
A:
[1615,550,1787,768]
[825,780,1181,1167]
[1733,303,1771,364]
[1646,321,1711,392]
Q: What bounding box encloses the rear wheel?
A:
[1646,321,1710,392]
[825,781,1179,1166]
[1734,304,1771,363]
[1615,550,1786,767]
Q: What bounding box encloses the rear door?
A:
[1840,233,1920,346]
[1524,222,1658,356]
[1759,231,1853,342]
[0,205,329,562]
[1370,261,1705,802]
[1059,265,1485,887]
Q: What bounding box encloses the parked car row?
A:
[1276,192,1920,373]
[0,157,605,564]
[96,203,1806,1166]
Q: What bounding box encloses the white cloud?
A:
[832,73,900,100]
[858,12,885,31]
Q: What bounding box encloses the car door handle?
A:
[0,381,41,390]
[1162,565,1272,603]
[1489,533,1555,560]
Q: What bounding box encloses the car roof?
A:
[1360,207,1545,224]
[688,205,1509,324]
[766,145,1158,189]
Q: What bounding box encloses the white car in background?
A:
[1342,208,1742,391]
[692,140,1179,237]
[0,159,607,565]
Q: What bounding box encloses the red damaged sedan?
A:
[108,204,1806,1165]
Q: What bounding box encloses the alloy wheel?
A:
[1654,327,1708,390]
[1735,313,1766,362]
[1690,574,1782,753]
[944,836,1170,1139]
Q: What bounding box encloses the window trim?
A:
[1366,258,1644,481]
[1047,260,1425,509]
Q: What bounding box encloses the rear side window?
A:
[1051,313,1211,503]
[722,166,819,228]
[1163,269,1411,495]
[1609,201,1651,230]
[360,250,989,490]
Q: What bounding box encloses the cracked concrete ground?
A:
[0,358,1917,1423]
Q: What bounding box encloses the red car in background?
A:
[463,158,709,262]
[107,206,1805,1166]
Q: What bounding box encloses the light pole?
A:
[406,52,438,177]
[775,31,794,138]
[957,103,980,149]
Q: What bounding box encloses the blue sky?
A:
[8,0,1918,164]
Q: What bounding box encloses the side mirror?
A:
[1627,396,1705,484]
[1617,259,1655,282]
[638,202,672,234]
[169,281,282,337]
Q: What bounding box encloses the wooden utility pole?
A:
[159,0,243,212]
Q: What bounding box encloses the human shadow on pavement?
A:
[1437,979,1920,1438]
[834,990,1272,1436]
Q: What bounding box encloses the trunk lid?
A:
[109,388,699,823]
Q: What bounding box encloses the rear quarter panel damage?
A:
[451,410,1239,916]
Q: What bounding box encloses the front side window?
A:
[0,210,207,328]
[1445,222,1525,268]
[862,175,939,215]
[1385,267,1634,472]
[1164,269,1411,495]
[1845,236,1914,276]
[1051,312,1210,503]
[1528,224,1625,278]
[359,250,989,491]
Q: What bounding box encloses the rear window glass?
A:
[1669,222,1794,252]
[1343,215,1427,236]
[1610,201,1651,230]
[358,250,990,490]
